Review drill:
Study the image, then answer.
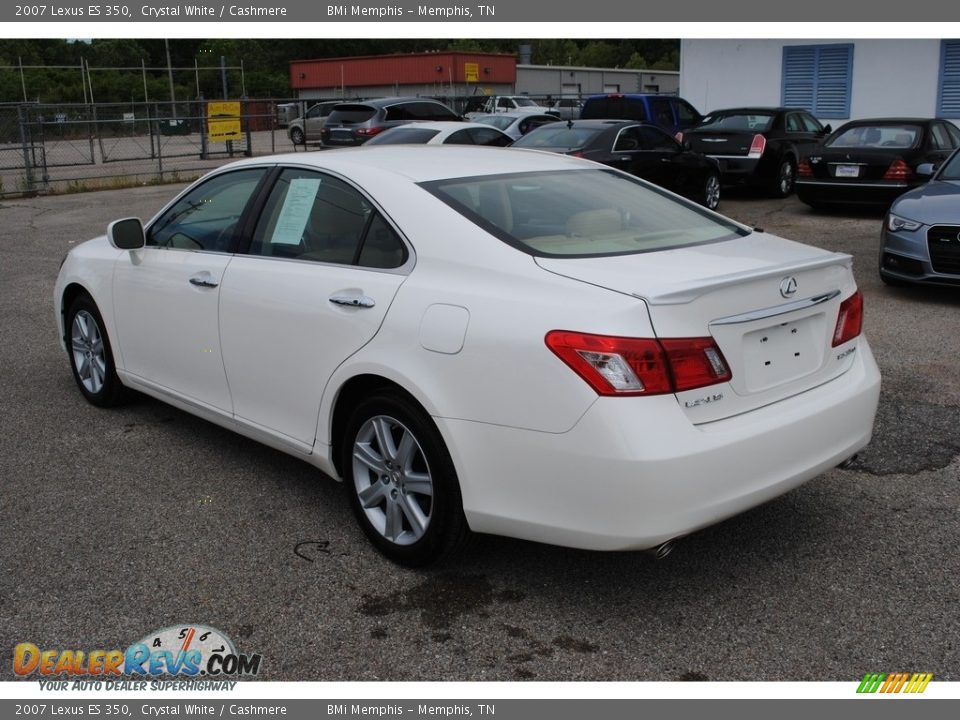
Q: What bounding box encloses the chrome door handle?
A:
[189,277,219,288]
[329,294,376,308]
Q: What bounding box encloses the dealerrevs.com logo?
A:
[856,672,933,694]
[14,625,262,681]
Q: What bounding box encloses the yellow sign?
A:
[464,62,479,83]
[207,101,241,142]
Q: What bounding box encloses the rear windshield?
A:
[365,127,441,145]
[421,169,747,258]
[475,115,512,130]
[826,124,920,149]
[326,105,376,124]
[512,126,603,151]
[694,112,776,132]
[581,97,646,121]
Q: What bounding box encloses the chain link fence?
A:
[0,98,306,196]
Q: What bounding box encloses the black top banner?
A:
[4,0,960,22]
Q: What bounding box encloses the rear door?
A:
[218,167,409,448]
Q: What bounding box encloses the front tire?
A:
[66,294,126,407]
[702,172,721,210]
[772,158,796,198]
[289,126,305,145]
[342,389,470,567]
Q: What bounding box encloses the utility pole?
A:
[164,38,177,116]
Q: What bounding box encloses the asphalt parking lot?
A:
[1,182,958,682]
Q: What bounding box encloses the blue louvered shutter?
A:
[938,40,960,118]
[782,44,852,119]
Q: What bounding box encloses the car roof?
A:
[215,145,590,183]
[382,121,501,132]
[836,117,936,125]
[334,96,450,108]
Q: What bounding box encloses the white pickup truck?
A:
[464,95,555,119]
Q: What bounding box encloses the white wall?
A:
[680,39,945,124]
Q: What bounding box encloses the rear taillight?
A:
[354,126,386,138]
[832,291,863,347]
[798,158,813,178]
[882,158,913,181]
[545,331,731,397]
[747,134,767,159]
[568,150,585,158]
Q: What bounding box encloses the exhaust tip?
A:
[837,454,859,470]
[647,539,678,561]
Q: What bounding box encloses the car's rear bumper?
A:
[797,179,916,206]
[441,339,880,551]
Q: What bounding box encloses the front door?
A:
[112,168,267,412]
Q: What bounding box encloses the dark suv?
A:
[320,97,461,147]
[580,94,702,136]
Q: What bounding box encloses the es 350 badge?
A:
[13,624,262,678]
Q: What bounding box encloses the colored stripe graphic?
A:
[857,672,932,694]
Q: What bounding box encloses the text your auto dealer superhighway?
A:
[140,5,288,17]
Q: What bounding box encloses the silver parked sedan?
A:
[880,147,960,287]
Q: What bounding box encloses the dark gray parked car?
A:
[879,146,960,287]
[320,97,461,147]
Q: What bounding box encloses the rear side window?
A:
[649,98,675,129]
[326,105,376,124]
[582,96,647,121]
[930,123,956,150]
[249,168,406,269]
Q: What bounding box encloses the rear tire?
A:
[342,389,470,567]
[702,172,721,210]
[772,158,796,198]
[65,294,127,407]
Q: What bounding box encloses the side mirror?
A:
[916,163,936,178]
[818,124,832,136]
[681,139,692,151]
[108,217,145,250]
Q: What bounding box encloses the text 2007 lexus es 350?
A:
[55,147,881,566]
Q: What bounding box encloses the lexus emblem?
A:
[780,276,798,298]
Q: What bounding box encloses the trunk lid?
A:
[686,130,758,157]
[536,232,860,423]
[808,147,906,181]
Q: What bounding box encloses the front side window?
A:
[250,168,406,269]
[423,169,747,258]
[147,168,265,252]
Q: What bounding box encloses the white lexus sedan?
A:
[55,147,881,566]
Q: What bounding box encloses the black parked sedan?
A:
[680,107,829,197]
[512,120,722,209]
[796,118,960,209]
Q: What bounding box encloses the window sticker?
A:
[272,178,322,245]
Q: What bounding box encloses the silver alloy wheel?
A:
[779,160,795,195]
[705,174,721,209]
[352,415,434,546]
[71,310,106,394]
[290,127,304,145]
